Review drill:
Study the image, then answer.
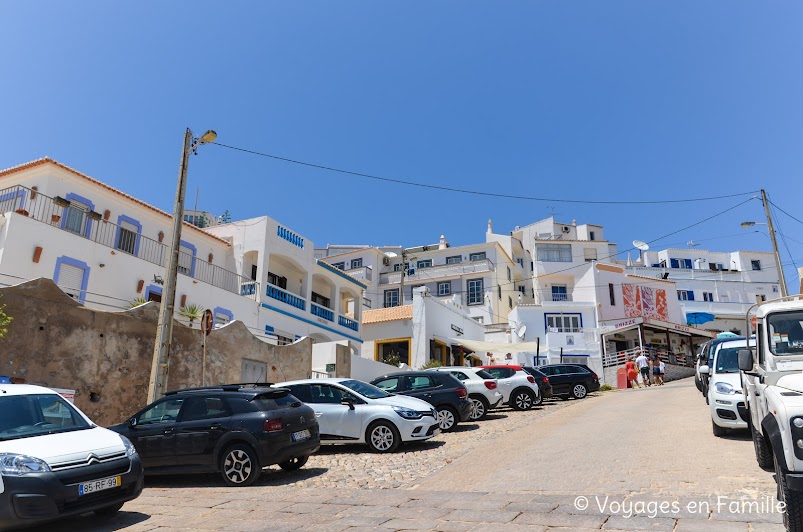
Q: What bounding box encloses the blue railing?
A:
[311,303,334,322]
[266,284,306,311]
[339,315,359,331]
[240,281,258,296]
[277,226,304,249]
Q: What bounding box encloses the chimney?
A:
[487,219,493,234]
[439,235,448,250]
[572,219,577,226]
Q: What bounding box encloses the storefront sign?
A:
[451,324,464,336]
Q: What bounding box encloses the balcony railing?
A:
[311,303,334,321]
[346,266,372,282]
[379,259,494,285]
[0,185,259,300]
[266,284,306,310]
[339,315,359,331]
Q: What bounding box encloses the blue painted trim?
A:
[0,189,25,210]
[61,193,95,238]
[179,240,197,278]
[261,303,363,343]
[115,214,143,256]
[144,284,163,301]
[543,312,584,331]
[316,260,367,289]
[212,306,234,324]
[53,256,90,303]
[277,225,304,248]
[265,325,275,335]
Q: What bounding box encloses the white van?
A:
[700,340,749,436]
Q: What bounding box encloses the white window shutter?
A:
[57,264,85,299]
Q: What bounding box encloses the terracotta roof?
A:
[626,274,676,285]
[0,158,231,246]
[362,305,413,324]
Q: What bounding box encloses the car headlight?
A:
[392,406,423,420]
[120,435,138,457]
[0,453,51,476]
[715,382,736,395]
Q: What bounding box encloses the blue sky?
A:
[1,2,801,285]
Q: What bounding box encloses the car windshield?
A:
[0,394,91,441]
[475,369,494,380]
[338,379,391,399]
[768,310,803,356]
[715,347,741,373]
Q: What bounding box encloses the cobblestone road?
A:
[38,381,784,531]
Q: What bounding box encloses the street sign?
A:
[201,309,214,336]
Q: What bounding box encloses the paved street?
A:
[43,379,783,531]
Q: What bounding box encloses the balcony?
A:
[339,315,359,331]
[266,284,306,311]
[346,266,372,282]
[0,185,259,300]
[311,303,334,321]
[379,259,494,285]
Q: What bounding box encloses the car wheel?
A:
[94,503,124,516]
[512,389,534,410]
[469,395,489,421]
[366,421,401,453]
[752,422,774,471]
[775,448,803,531]
[278,455,309,472]
[220,443,261,486]
[533,390,543,406]
[437,406,459,432]
[712,420,727,437]
[571,384,587,399]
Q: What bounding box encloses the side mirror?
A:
[129,417,138,427]
[340,398,355,410]
[699,365,710,375]
[738,348,755,372]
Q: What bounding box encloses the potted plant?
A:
[87,210,102,221]
[129,296,148,308]
[179,303,204,327]
[53,196,70,208]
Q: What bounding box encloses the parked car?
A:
[110,384,319,487]
[537,364,600,399]
[274,378,439,453]
[699,337,745,401]
[370,371,472,431]
[694,342,709,392]
[0,384,144,530]
[521,366,554,403]
[479,365,541,410]
[700,339,749,436]
[427,367,504,420]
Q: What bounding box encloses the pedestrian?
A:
[652,356,662,386]
[625,356,640,388]
[635,349,651,386]
[658,359,666,385]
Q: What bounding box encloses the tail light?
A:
[264,418,283,432]
[484,381,497,390]
[591,374,598,380]
[542,377,550,384]
[456,387,467,399]
[526,375,535,384]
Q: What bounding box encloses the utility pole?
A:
[761,189,789,297]
[398,249,407,307]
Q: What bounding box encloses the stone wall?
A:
[0,278,312,426]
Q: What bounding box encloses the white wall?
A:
[350,354,411,381]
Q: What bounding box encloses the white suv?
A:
[274,378,440,453]
[479,365,541,410]
[0,385,144,529]
[428,367,503,420]
[701,339,749,436]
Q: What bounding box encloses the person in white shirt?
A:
[635,351,651,386]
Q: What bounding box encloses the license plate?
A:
[292,429,311,442]
[79,475,121,496]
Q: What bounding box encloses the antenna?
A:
[687,240,699,247]
[632,240,650,264]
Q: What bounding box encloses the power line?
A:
[210,142,759,205]
[770,202,800,274]
[769,200,803,227]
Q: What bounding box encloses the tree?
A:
[220,210,232,224]
[179,303,204,327]
[196,213,208,228]
[0,295,12,339]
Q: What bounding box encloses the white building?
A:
[0,158,364,346]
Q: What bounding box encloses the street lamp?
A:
[147,128,216,404]
[740,188,788,297]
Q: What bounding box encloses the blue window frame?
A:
[144,284,162,302]
[60,193,95,238]
[670,258,692,269]
[551,285,568,301]
[0,189,26,211]
[178,240,197,277]
[115,214,142,256]
[53,256,90,303]
[212,306,234,327]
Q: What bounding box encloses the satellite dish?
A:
[384,252,398,258]
[632,240,650,251]
[516,324,527,339]
[687,241,699,247]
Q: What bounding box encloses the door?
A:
[173,395,232,467]
[484,368,514,401]
[546,366,571,395]
[300,384,365,440]
[128,397,186,468]
[400,375,441,406]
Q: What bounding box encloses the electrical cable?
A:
[769,200,803,227]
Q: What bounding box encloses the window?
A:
[469,252,486,262]
[498,286,502,299]
[384,289,400,308]
[0,394,89,438]
[373,377,401,393]
[546,315,581,333]
[54,257,89,303]
[518,285,526,294]
[589,231,596,241]
[267,272,288,290]
[417,259,432,269]
[437,281,451,296]
[250,265,258,281]
[64,200,90,235]
[393,263,402,272]
[537,244,572,262]
[179,396,230,421]
[583,248,597,262]
[410,284,424,298]
[751,260,762,271]
[331,262,345,270]
[403,375,435,390]
[551,285,568,302]
[703,292,714,302]
[467,279,484,305]
[507,266,511,281]
[473,316,484,324]
[670,258,693,269]
[350,258,363,269]
[677,290,695,301]
[757,294,767,303]
[214,310,232,327]
[609,283,616,306]
[306,384,348,404]
[484,368,513,379]
[115,220,139,255]
[275,334,293,346]
[446,256,462,264]
[508,296,513,309]
[311,292,330,308]
[178,244,194,275]
[449,371,469,381]
[138,399,185,426]
[516,258,524,267]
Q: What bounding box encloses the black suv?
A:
[370,372,472,432]
[110,384,319,486]
[521,367,554,401]
[538,364,600,399]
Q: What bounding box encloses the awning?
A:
[598,317,716,339]
[448,338,594,355]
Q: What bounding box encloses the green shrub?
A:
[420,360,442,370]
[599,384,614,391]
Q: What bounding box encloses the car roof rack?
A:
[164,383,275,395]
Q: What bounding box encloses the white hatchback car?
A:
[428,367,503,420]
[701,339,749,436]
[480,365,541,410]
[274,378,440,453]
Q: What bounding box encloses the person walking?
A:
[652,356,662,386]
[625,356,640,388]
[635,350,651,386]
[658,359,666,385]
